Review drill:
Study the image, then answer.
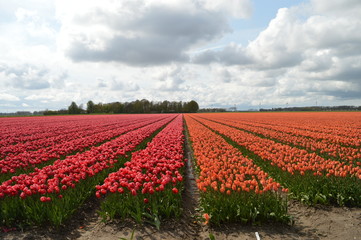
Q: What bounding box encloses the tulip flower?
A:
[184,115,289,225]
[98,115,186,222]
[187,112,361,208]
[0,114,176,226]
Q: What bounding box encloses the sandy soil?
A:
[1,199,360,240]
[75,201,361,240]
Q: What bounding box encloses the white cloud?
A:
[246,7,304,69]
[0,93,20,101]
[24,94,54,101]
[96,78,107,88]
[154,65,189,91]
[199,0,252,19]
[311,0,361,16]
[56,0,234,66]
[15,8,37,22]
[193,42,253,65]
[1,64,67,90]
[190,1,361,107]
[0,0,360,112]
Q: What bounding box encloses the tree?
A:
[112,102,124,113]
[140,99,150,113]
[62,99,199,114]
[161,100,170,113]
[94,103,104,113]
[188,100,199,113]
[68,101,81,114]
[87,100,95,114]
[133,100,143,113]
[183,100,199,113]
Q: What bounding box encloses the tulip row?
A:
[0,115,157,159]
[0,115,167,180]
[243,112,361,138]
[253,112,361,139]
[0,115,163,150]
[198,115,361,166]
[0,115,105,147]
[190,114,361,206]
[207,112,361,147]
[0,115,175,226]
[97,114,185,223]
[184,115,289,225]
[194,115,361,179]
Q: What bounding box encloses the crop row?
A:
[1,112,359,228]
[229,112,361,139]
[0,115,158,159]
[202,113,361,147]
[197,115,361,165]
[190,114,361,206]
[0,116,168,179]
[184,115,289,225]
[0,115,116,147]
[97,114,185,225]
[0,115,175,226]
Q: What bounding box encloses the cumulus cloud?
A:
[191,1,361,106]
[4,65,50,89]
[195,2,361,69]
[218,69,232,83]
[0,64,67,90]
[311,0,361,16]
[15,8,38,22]
[193,43,253,65]
[58,0,239,66]
[1,0,360,112]
[154,66,190,91]
[110,79,140,92]
[24,94,56,101]
[96,78,107,88]
[248,8,306,69]
[194,7,305,68]
[0,93,20,101]
[199,0,252,19]
[12,6,57,45]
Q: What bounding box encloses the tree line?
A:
[44,99,199,115]
[260,105,361,112]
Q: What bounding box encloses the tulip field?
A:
[0,114,178,226]
[184,115,289,225]
[97,114,185,224]
[185,112,361,211]
[0,112,360,228]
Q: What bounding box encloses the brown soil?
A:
[1,199,360,240]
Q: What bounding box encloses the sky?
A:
[0,0,360,112]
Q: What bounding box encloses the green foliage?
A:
[99,182,183,226]
[143,212,161,230]
[86,100,95,114]
[183,100,199,113]
[199,190,290,226]
[0,121,169,227]
[220,130,361,207]
[46,99,200,115]
[209,233,216,240]
[0,156,129,227]
[68,101,81,114]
